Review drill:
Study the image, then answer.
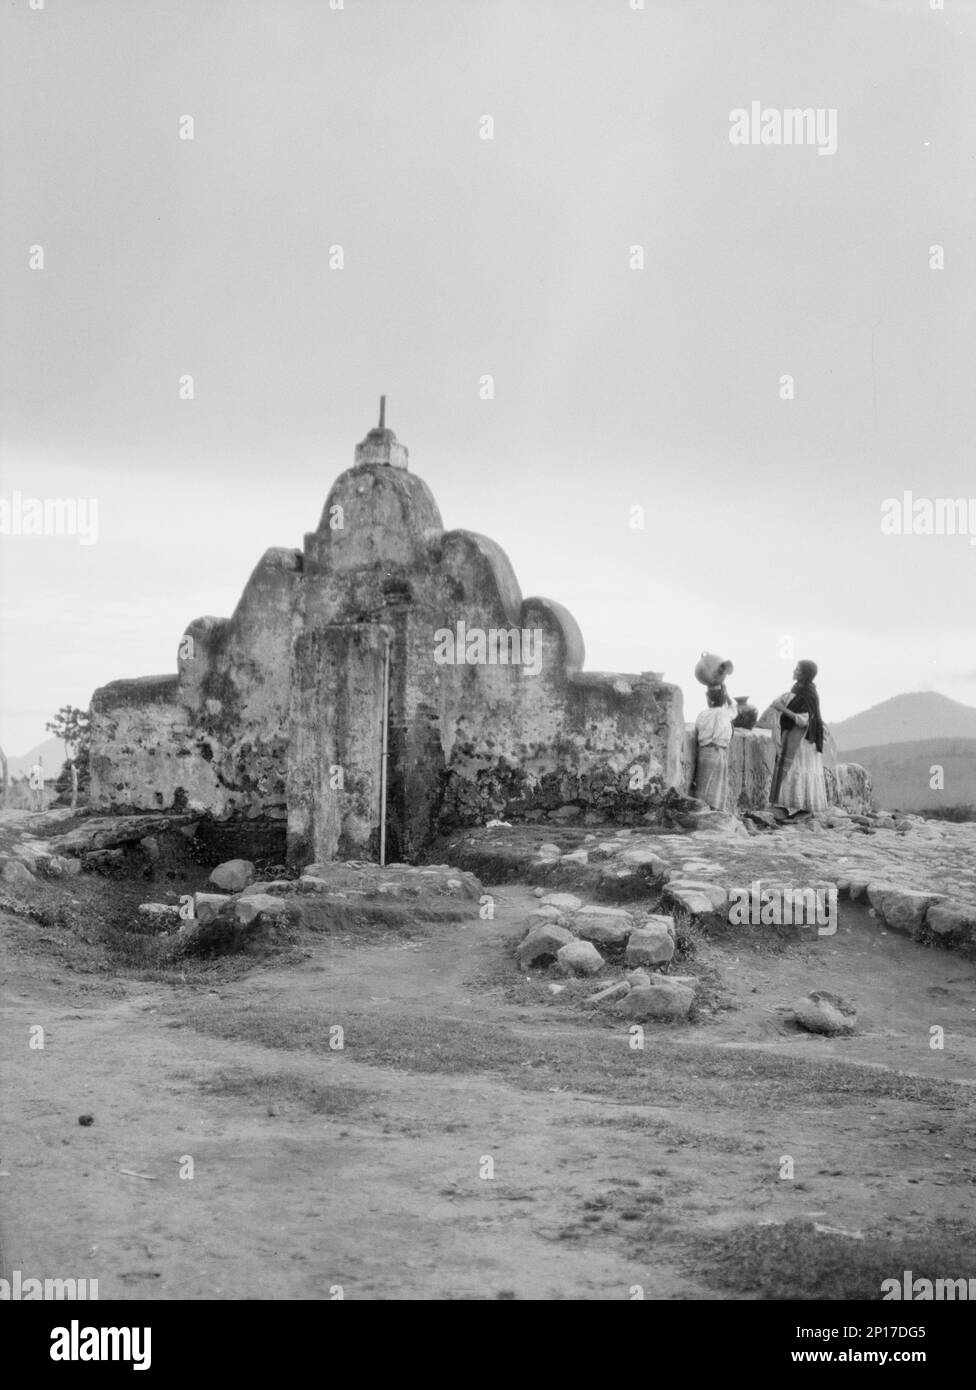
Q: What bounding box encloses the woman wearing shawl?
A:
[769,659,828,814]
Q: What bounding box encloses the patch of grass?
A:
[197,1067,382,1118]
[299,896,476,938]
[0,897,291,985]
[559,1111,758,1154]
[684,1217,976,1300]
[176,1001,976,1114]
[559,1185,674,1243]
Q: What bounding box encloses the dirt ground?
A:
[3,863,976,1301]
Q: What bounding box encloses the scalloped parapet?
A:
[89,415,685,857]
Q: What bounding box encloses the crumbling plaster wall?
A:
[90,548,300,822]
[91,456,688,863]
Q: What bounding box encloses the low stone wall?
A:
[681,726,873,815]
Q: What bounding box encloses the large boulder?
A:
[617,848,667,875]
[516,924,575,970]
[1,859,34,889]
[867,885,943,936]
[625,918,675,967]
[666,879,728,913]
[573,906,635,946]
[209,859,255,892]
[233,894,289,925]
[831,763,873,815]
[556,940,604,977]
[45,855,82,879]
[191,892,232,926]
[618,980,694,1022]
[924,902,976,939]
[791,990,856,1036]
[524,906,566,929]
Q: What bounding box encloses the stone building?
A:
[90,410,687,865]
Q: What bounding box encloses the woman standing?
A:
[693,684,738,811]
[769,659,828,815]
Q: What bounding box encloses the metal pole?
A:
[379,630,391,866]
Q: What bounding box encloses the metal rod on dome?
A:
[379,627,392,867]
[379,395,386,429]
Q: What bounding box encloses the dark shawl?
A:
[782,678,824,753]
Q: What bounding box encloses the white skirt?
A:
[771,729,827,813]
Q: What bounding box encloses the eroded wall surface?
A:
[89,445,694,862]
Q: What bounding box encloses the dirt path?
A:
[3,885,975,1300]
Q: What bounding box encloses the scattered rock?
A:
[625,919,675,967]
[866,885,944,936]
[539,892,583,913]
[791,990,856,1036]
[238,881,274,897]
[666,879,728,912]
[45,855,82,879]
[138,903,180,918]
[2,860,34,888]
[516,924,575,969]
[525,906,566,930]
[83,848,124,873]
[573,905,635,946]
[548,805,582,822]
[618,980,694,1021]
[585,979,631,1006]
[561,849,589,866]
[233,894,290,924]
[666,885,721,917]
[191,892,231,926]
[618,848,667,875]
[78,1115,94,1127]
[625,967,652,988]
[556,940,604,976]
[209,859,255,892]
[925,903,976,938]
[537,843,562,858]
[591,842,620,860]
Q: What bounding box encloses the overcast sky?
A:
[2,0,975,757]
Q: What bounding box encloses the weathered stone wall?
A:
[680,725,873,815]
[90,433,690,864]
[91,548,301,831]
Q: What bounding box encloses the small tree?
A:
[46,705,92,810]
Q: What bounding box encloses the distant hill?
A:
[844,737,976,813]
[3,736,67,780]
[831,693,976,751]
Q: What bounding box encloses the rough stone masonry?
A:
[89,408,866,866]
